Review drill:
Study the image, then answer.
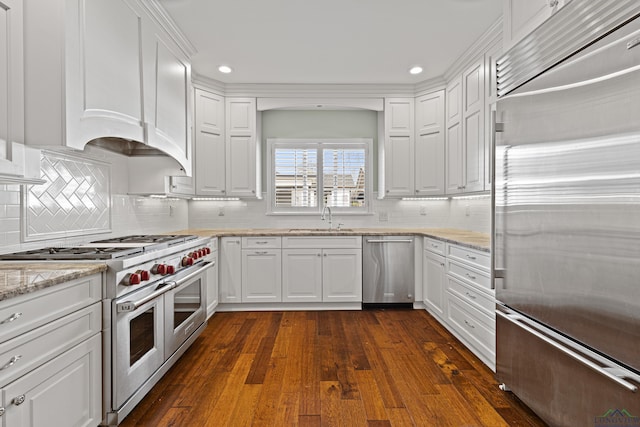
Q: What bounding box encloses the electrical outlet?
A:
[419,206,427,216]
[465,204,471,217]
[169,205,174,217]
[379,211,389,222]
[218,207,225,216]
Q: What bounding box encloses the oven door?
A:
[164,262,211,357]
[113,284,168,410]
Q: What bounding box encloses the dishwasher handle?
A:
[366,239,413,243]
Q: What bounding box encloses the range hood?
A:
[87,137,169,157]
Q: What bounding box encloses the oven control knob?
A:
[152,264,167,275]
[125,273,141,286]
[190,251,200,260]
[182,257,194,266]
[166,265,175,275]
[198,249,206,257]
[139,270,150,281]
[204,247,211,255]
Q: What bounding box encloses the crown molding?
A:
[444,16,503,81]
[222,83,418,98]
[138,0,197,58]
[192,73,226,95]
[414,77,447,97]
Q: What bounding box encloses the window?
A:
[267,139,372,214]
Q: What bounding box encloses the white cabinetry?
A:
[23,0,192,174]
[242,246,282,302]
[206,239,219,318]
[0,0,41,183]
[422,238,446,320]
[194,89,226,196]
[0,274,102,426]
[383,98,415,197]
[414,90,445,195]
[282,236,362,303]
[219,237,242,303]
[444,244,495,370]
[226,98,258,197]
[503,0,569,52]
[446,59,486,195]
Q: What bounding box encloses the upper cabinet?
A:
[22,0,192,175]
[383,98,415,197]
[225,98,258,197]
[503,0,569,52]
[0,0,42,183]
[194,89,226,196]
[415,90,445,196]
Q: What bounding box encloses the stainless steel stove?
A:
[0,234,215,425]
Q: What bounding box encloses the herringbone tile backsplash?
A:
[24,151,111,241]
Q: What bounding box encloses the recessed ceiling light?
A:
[409,66,423,75]
[218,65,232,74]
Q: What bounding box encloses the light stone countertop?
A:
[170,228,490,252]
[0,263,107,302]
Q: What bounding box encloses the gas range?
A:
[0,234,213,299]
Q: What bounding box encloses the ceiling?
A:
[158,0,502,85]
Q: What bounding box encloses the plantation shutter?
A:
[322,148,366,208]
[273,148,318,207]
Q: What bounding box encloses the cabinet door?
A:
[226,98,257,197]
[219,237,242,303]
[65,0,145,151]
[241,249,282,302]
[462,60,485,193]
[322,249,362,302]
[423,251,446,319]
[415,91,445,195]
[282,249,323,302]
[206,250,219,318]
[385,98,414,135]
[143,23,192,176]
[195,89,226,196]
[0,0,22,169]
[3,334,101,427]
[445,77,463,194]
[384,136,414,196]
[503,0,556,51]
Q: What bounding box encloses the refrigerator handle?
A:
[496,310,640,393]
[491,109,505,287]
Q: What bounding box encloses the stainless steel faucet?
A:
[321,206,333,230]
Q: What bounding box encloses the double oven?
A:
[0,234,215,425]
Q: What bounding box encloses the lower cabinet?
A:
[321,249,362,302]
[2,334,102,427]
[282,249,323,302]
[0,273,103,426]
[219,237,242,303]
[242,249,282,302]
[423,249,446,319]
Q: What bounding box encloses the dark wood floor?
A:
[121,309,546,426]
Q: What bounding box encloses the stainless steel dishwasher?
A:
[362,236,415,306]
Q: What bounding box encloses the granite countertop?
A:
[171,228,490,252]
[0,263,107,302]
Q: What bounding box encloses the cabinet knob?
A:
[548,0,558,7]
[13,395,25,406]
[0,407,4,416]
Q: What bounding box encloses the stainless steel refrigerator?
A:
[493,2,640,426]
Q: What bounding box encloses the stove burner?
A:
[91,235,196,245]
[0,246,143,260]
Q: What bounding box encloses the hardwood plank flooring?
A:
[120,310,546,427]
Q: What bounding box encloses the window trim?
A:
[266,138,373,215]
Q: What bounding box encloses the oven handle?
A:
[116,262,213,313]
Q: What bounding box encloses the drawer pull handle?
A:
[466,255,477,260]
[255,251,268,255]
[1,312,22,324]
[465,292,477,300]
[465,273,477,280]
[1,355,22,371]
[431,244,439,248]
[256,241,268,245]
[12,394,25,406]
[464,320,475,329]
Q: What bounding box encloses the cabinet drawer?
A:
[446,259,492,291]
[446,276,494,317]
[424,237,445,255]
[282,236,362,249]
[0,273,102,344]
[446,244,490,272]
[0,302,101,387]
[242,236,282,249]
[447,292,495,362]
